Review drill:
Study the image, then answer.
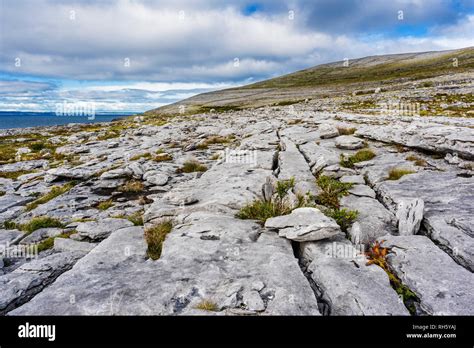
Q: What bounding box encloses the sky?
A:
[0,0,473,112]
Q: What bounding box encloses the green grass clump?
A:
[387,168,415,181]
[236,199,292,224]
[237,178,313,224]
[144,220,173,260]
[176,160,207,173]
[324,208,359,232]
[275,178,295,199]
[26,182,76,211]
[316,176,353,209]
[195,300,219,312]
[3,220,18,229]
[340,149,376,168]
[97,199,114,211]
[196,135,233,150]
[337,127,357,135]
[0,190,5,197]
[20,216,64,234]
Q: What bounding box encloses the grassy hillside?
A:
[145,47,474,116]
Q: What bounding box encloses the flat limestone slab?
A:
[379,235,474,315]
[301,238,409,316]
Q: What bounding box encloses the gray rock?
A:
[396,199,424,235]
[76,218,134,241]
[0,160,48,173]
[0,251,85,314]
[340,195,396,245]
[242,290,265,311]
[127,162,144,179]
[340,175,365,184]
[335,135,364,150]
[0,194,33,214]
[348,184,376,198]
[302,238,409,315]
[375,171,474,271]
[100,168,132,180]
[54,238,96,253]
[0,230,24,248]
[265,208,342,242]
[380,235,474,315]
[318,124,339,139]
[19,228,64,245]
[144,171,169,186]
[46,167,94,180]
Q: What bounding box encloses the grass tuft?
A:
[340,149,376,168]
[97,199,114,211]
[144,220,173,260]
[176,160,208,173]
[324,208,359,232]
[195,300,219,312]
[20,216,64,234]
[315,175,353,209]
[387,168,415,181]
[119,180,144,193]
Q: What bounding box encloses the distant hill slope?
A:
[145,47,474,116]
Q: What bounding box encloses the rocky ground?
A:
[1,98,473,316]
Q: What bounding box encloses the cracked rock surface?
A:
[1,104,473,316]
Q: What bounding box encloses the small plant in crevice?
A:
[195,300,219,312]
[20,216,65,234]
[315,175,353,209]
[406,155,427,167]
[275,178,295,199]
[324,208,358,232]
[113,211,144,226]
[119,179,144,193]
[176,160,208,173]
[340,149,376,168]
[144,220,173,260]
[315,176,358,232]
[237,178,312,224]
[154,152,173,162]
[365,240,419,314]
[97,199,114,211]
[387,168,415,181]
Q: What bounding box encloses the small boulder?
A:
[335,135,365,150]
[76,218,133,241]
[396,198,424,235]
[319,124,339,139]
[265,207,341,242]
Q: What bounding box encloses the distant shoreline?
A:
[0,111,137,130]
